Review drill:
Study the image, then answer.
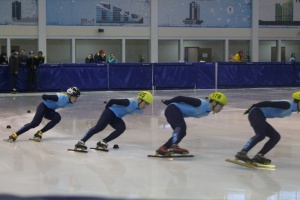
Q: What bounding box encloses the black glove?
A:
[243,106,253,115]
[161,100,171,106]
[42,94,47,101]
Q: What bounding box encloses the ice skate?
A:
[68,141,88,153]
[4,133,18,143]
[96,139,108,149]
[235,151,251,163]
[75,141,87,151]
[252,153,271,165]
[169,144,189,155]
[29,130,43,142]
[155,146,172,156]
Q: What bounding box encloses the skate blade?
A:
[226,159,276,170]
[3,139,14,143]
[29,138,41,142]
[90,147,109,152]
[148,154,194,158]
[68,149,88,153]
[253,163,276,168]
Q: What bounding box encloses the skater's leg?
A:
[41,111,61,133]
[163,105,186,148]
[15,103,46,136]
[157,105,189,155]
[80,109,114,142]
[256,124,281,155]
[102,118,126,143]
[241,108,267,153]
[236,108,267,162]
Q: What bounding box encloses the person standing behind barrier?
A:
[290,53,296,62]
[232,50,244,62]
[26,50,38,92]
[19,49,28,65]
[107,53,118,63]
[9,51,19,94]
[0,53,8,65]
[85,54,94,63]
[94,49,106,63]
[36,51,45,65]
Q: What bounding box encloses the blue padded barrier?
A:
[153,62,196,89]
[257,62,294,86]
[108,63,152,90]
[1,62,300,92]
[217,62,258,87]
[38,64,62,91]
[0,65,11,91]
[295,63,300,86]
[195,62,215,89]
[61,63,108,91]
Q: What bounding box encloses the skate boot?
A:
[170,144,189,155]
[156,146,171,156]
[235,151,251,163]
[96,139,108,149]
[252,153,271,165]
[5,133,18,143]
[33,130,43,141]
[75,141,87,150]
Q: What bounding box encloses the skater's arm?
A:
[105,99,130,108]
[253,101,290,109]
[244,101,290,114]
[42,94,58,102]
[162,96,201,107]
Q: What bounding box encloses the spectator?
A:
[107,53,118,63]
[94,49,106,63]
[26,50,38,92]
[19,49,28,65]
[9,51,19,94]
[36,51,45,65]
[138,54,145,63]
[290,53,296,62]
[232,50,244,62]
[0,53,8,65]
[85,54,94,63]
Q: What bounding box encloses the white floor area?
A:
[1,88,300,200]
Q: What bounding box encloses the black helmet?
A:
[67,87,80,97]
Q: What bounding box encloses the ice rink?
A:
[1,88,300,200]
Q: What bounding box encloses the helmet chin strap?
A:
[138,99,144,109]
[212,102,219,114]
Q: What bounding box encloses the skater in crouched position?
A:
[156,92,227,156]
[74,91,153,150]
[6,87,80,142]
[235,91,300,165]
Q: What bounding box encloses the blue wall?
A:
[1,62,299,92]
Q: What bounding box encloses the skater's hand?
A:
[161,99,171,106]
[243,106,253,115]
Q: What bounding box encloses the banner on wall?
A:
[46,0,150,26]
[0,0,38,25]
[259,0,300,27]
[158,0,252,28]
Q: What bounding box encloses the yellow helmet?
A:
[292,91,300,100]
[138,91,153,104]
[209,92,227,105]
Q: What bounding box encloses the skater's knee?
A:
[30,120,41,128]
[53,114,61,123]
[254,134,265,142]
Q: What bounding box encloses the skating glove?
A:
[243,106,253,115]
[161,99,171,106]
